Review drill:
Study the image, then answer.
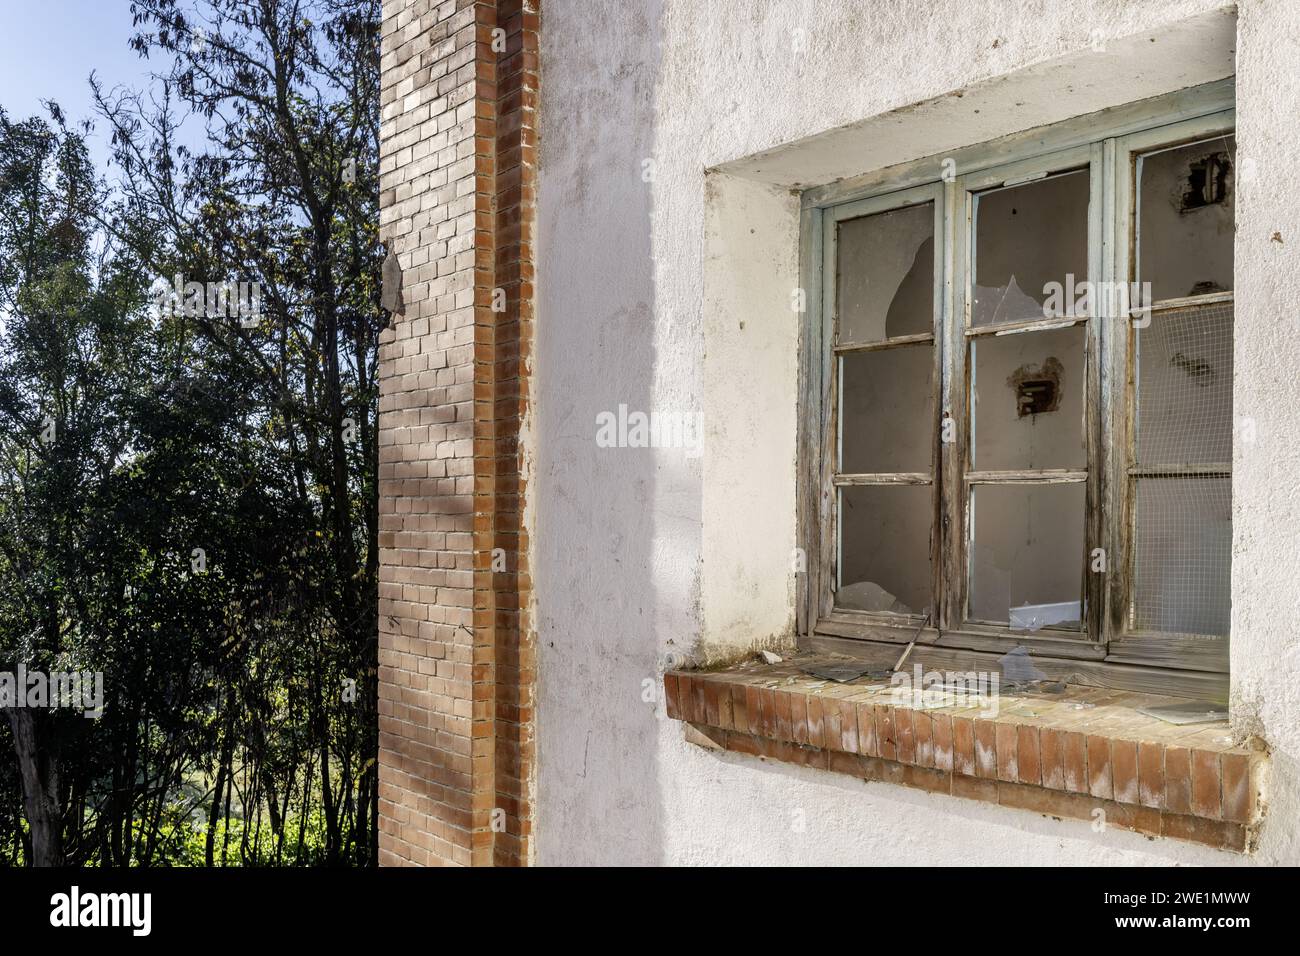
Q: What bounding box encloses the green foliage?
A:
[0,0,382,866]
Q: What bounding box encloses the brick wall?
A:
[377,0,538,867]
[488,0,539,867]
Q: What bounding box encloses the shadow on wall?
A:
[535,0,671,864]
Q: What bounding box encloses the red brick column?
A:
[377,0,537,867]
[487,0,539,868]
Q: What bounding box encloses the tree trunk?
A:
[7,708,63,866]
[206,688,237,867]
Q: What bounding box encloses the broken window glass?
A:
[838,484,932,616]
[968,482,1085,627]
[822,108,1234,675]
[1131,476,1231,636]
[1137,135,1236,302]
[970,325,1086,471]
[840,345,935,474]
[971,170,1089,326]
[837,203,934,343]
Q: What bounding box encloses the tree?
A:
[0,0,383,867]
[101,0,383,864]
[0,108,155,865]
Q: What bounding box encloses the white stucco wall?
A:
[535,0,1299,865]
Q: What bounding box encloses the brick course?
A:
[378,0,538,867]
[667,664,1266,853]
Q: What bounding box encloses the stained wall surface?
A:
[533,0,1300,865]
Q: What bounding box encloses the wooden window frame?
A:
[796,80,1235,699]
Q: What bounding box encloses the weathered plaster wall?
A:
[536,0,1299,864]
[699,174,801,658]
[1230,0,1300,866]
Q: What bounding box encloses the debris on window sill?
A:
[1139,701,1230,725]
[665,652,1266,853]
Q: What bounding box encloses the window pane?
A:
[971,170,1089,326]
[836,203,934,343]
[840,345,935,474]
[968,482,1085,627]
[971,325,1086,471]
[838,485,932,616]
[1137,135,1235,302]
[1135,303,1232,465]
[1132,477,1231,636]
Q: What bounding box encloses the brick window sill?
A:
[664,658,1266,853]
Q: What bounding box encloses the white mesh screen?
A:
[1130,303,1232,636]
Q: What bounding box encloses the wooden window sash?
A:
[797,83,1235,695]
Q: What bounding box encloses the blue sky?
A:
[0,1,175,169]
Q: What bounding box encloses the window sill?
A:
[665,657,1265,853]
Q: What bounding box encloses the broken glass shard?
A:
[837,202,934,343]
[1137,135,1235,302]
[971,170,1089,326]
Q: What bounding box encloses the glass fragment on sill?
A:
[1138,701,1228,725]
[836,202,934,343]
[836,580,912,614]
[1008,600,1082,632]
[1137,134,1236,302]
[800,661,886,683]
[971,170,1089,326]
[997,646,1048,684]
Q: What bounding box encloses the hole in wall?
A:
[1007,356,1064,417]
[1181,151,1231,211]
[1016,378,1058,416]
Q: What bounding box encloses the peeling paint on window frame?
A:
[796,79,1235,701]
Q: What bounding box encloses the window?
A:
[800,83,1235,697]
